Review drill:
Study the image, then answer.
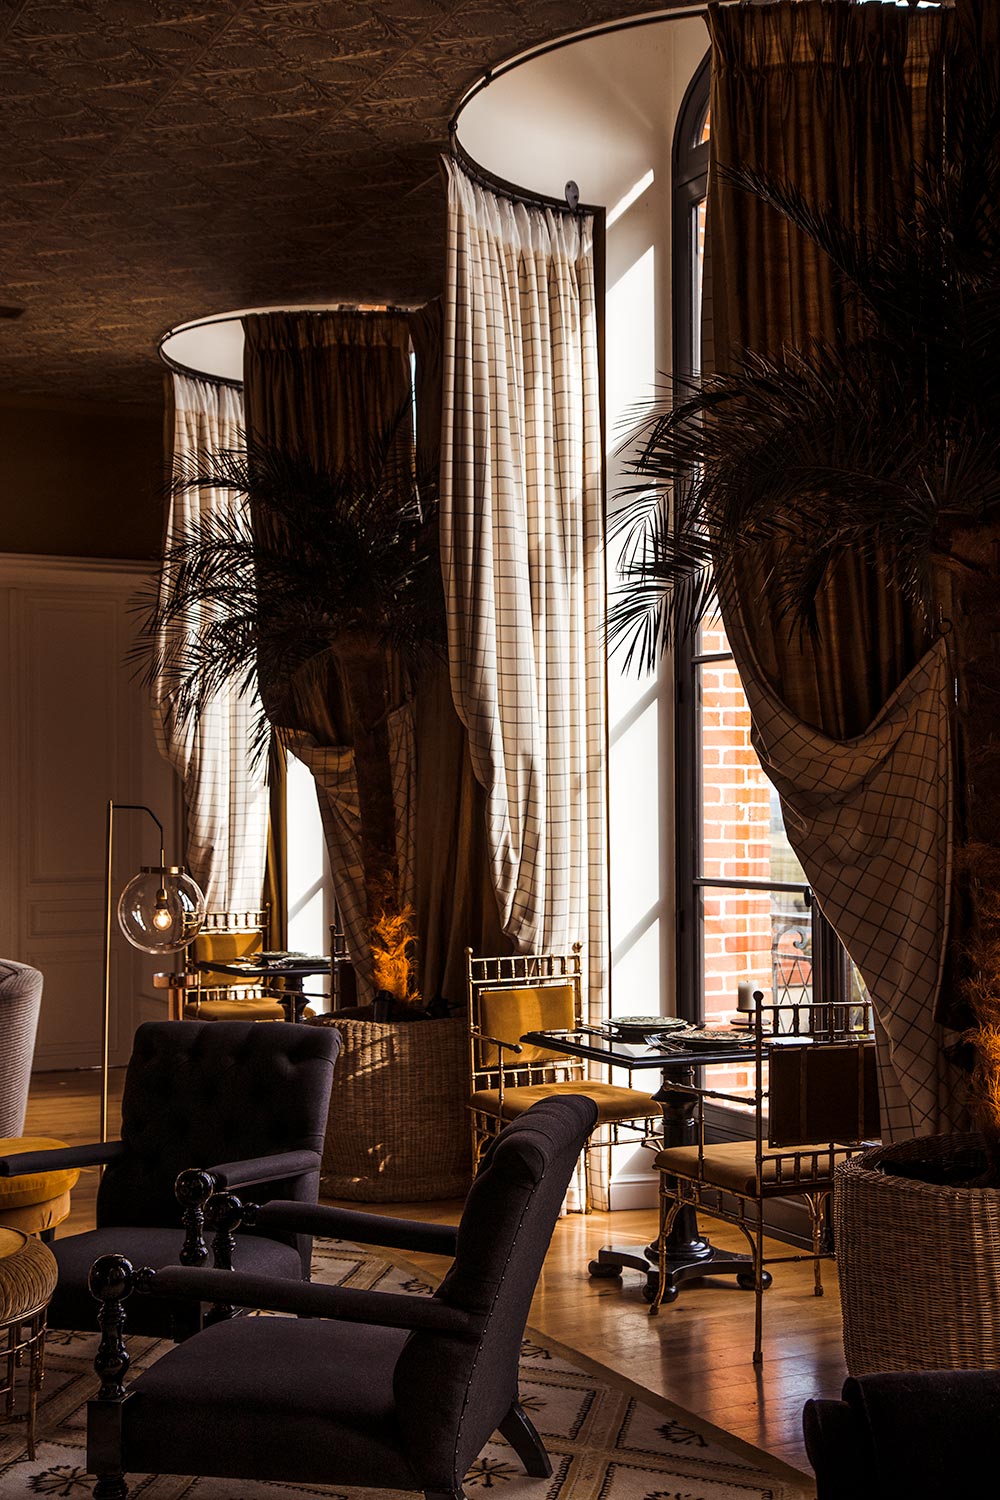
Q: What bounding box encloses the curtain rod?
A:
[156,305,420,387]
[446,133,601,219]
[450,4,711,126]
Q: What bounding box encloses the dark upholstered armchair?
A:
[803,1370,1000,1499]
[0,1020,339,1338]
[0,958,43,1135]
[86,1094,598,1500]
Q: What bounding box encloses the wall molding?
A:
[0,553,155,587]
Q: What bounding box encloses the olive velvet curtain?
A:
[242,308,502,1006]
[707,1,963,1137]
[708,0,941,739]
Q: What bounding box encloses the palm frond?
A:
[132,421,446,740]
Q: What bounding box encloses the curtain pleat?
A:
[155,373,269,912]
[707,1,959,1136]
[409,294,508,1003]
[440,159,609,1198]
[242,311,416,1001]
[243,310,413,479]
[708,0,942,738]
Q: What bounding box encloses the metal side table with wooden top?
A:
[0,1227,57,1458]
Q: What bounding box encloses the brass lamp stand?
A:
[101,799,206,1141]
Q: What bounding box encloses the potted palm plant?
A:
[610,16,1000,1369]
[139,426,473,1201]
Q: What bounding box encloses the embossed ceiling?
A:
[0,0,687,405]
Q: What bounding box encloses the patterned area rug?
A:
[0,1240,815,1500]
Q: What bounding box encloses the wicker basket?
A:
[311,1015,472,1202]
[836,1132,1000,1374]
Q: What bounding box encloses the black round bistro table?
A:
[518,1025,769,1302]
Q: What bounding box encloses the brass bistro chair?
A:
[184,908,298,1021]
[649,997,880,1363]
[466,944,661,1209]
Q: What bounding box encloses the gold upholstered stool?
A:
[0,1138,80,1241]
[0,1227,58,1458]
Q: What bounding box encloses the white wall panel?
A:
[0,555,182,1074]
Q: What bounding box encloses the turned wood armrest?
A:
[252,1199,458,1256]
[0,1141,125,1175]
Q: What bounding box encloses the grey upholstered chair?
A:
[803,1369,1000,1499]
[0,959,43,1135]
[86,1094,598,1500]
[0,1020,340,1338]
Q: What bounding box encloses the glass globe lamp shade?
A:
[117,866,207,954]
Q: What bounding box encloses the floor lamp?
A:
[101,799,206,1141]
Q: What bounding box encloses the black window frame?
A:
[671,54,851,1025]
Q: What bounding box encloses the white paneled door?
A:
[0,555,181,1071]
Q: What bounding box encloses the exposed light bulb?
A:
[152,890,173,931]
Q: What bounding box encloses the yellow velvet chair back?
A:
[476,984,578,1068]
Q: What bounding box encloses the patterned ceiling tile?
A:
[0,0,679,403]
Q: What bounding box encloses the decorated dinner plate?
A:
[667,1027,755,1049]
[609,1016,688,1041]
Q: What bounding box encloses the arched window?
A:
[671,56,856,1030]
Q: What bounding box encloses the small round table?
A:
[0,1227,57,1458]
[0,1136,80,1242]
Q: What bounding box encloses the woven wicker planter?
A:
[311,1015,472,1202]
[836,1132,1000,1374]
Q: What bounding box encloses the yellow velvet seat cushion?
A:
[654,1140,851,1196]
[184,997,298,1021]
[471,1081,661,1125]
[0,1136,80,1210]
[0,1190,72,1236]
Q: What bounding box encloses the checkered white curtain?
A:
[730,608,965,1141]
[154,373,269,912]
[440,159,609,1200]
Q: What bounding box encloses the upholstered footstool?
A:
[0,1137,80,1241]
[0,1227,58,1458]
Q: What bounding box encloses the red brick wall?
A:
[699,623,774,1027]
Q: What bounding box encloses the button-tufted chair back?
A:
[97,1021,337,1273]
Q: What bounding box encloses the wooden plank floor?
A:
[26,1068,840,1485]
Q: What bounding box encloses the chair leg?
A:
[93,1476,129,1498]
[499,1398,553,1478]
[648,1176,681,1316]
[753,1212,765,1366]
[808,1192,827,1297]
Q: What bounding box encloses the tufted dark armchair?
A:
[86,1095,598,1500]
[0,1020,340,1338]
[0,958,44,1136]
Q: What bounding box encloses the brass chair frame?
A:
[185,908,286,1020]
[466,944,660,1211]
[649,998,879,1363]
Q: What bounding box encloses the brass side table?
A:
[0,1227,58,1459]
